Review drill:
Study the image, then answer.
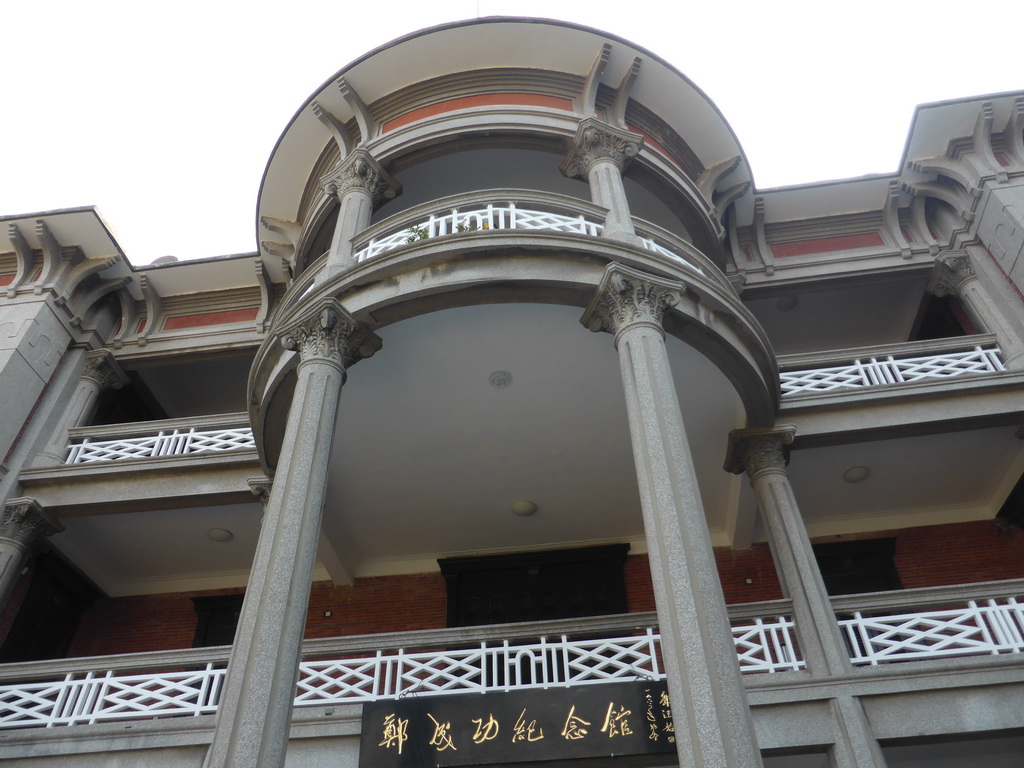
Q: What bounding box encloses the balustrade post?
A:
[203,298,381,768]
[931,249,1024,367]
[581,263,763,768]
[29,350,128,468]
[321,149,400,273]
[0,497,63,614]
[561,118,644,246]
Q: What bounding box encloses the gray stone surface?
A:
[582,263,763,767]
[204,299,380,768]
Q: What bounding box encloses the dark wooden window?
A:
[0,552,100,662]
[439,544,629,627]
[813,539,902,596]
[191,595,244,647]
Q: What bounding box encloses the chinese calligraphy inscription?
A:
[361,681,675,768]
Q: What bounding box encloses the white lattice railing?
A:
[839,597,1024,666]
[780,343,1005,398]
[353,201,704,276]
[66,426,255,464]
[0,619,800,730]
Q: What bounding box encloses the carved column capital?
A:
[320,149,400,207]
[724,426,797,478]
[247,476,273,505]
[279,298,382,370]
[81,349,129,391]
[560,118,643,179]
[1,498,63,547]
[581,264,682,338]
[931,250,976,297]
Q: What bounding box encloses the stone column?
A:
[204,299,381,768]
[724,427,850,677]
[581,263,762,768]
[30,349,129,467]
[320,149,400,274]
[931,249,1024,367]
[0,498,63,612]
[561,118,644,246]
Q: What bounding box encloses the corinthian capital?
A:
[930,250,976,297]
[724,426,796,478]
[1,498,64,547]
[81,349,129,391]
[279,298,382,370]
[320,149,400,207]
[560,118,643,179]
[581,264,682,336]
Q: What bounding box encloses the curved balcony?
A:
[276,190,730,324]
[352,191,706,276]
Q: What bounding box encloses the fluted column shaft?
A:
[725,428,887,768]
[30,350,128,467]
[0,498,63,611]
[725,428,849,677]
[321,149,399,273]
[582,264,762,768]
[933,250,1024,367]
[562,118,644,245]
[204,300,381,768]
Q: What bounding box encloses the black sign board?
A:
[360,681,676,768]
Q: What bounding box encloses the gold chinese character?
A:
[428,713,457,752]
[600,703,633,738]
[561,705,590,740]
[647,723,659,741]
[379,714,409,754]
[472,713,500,744]
[659,691,672,710]
[513,708,544,742]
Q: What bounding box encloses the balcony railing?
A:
[2,588,1020,731]
[64,414,255,464]
[832,581,1024,666]
[779,335,1006,398]
[350,189,710,278]
[0,611,797,730]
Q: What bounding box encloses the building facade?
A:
[1,17,1023,768]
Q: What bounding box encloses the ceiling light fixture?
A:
[842,466,870,483]
[207,527,234,542]
[511,500,537,516]
[489,371,513,389]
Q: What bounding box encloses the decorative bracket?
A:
[883,180,913,259]
[311,101,353,156]
[753,197,775,276]
[6,224,33,297]
[609,57,642,129]
[337,78,376,144]
[973,102,1008,184]
[577,43,612,117]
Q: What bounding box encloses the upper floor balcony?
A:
[1,581,1021,740]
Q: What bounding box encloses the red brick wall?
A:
[303,573,447,639]
[811,519,1024,589]
[50,520,1024,658]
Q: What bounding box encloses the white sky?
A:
[2,0,1020,265]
